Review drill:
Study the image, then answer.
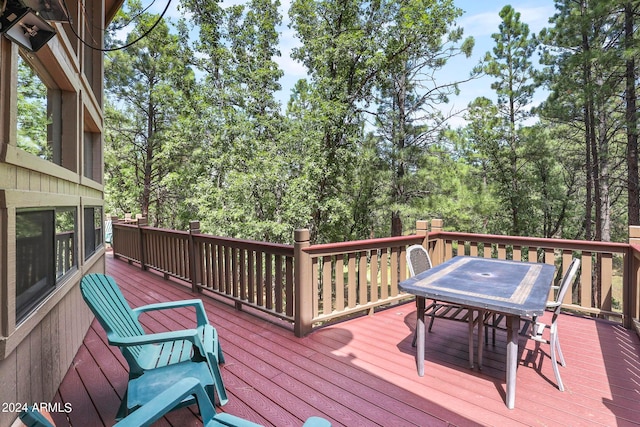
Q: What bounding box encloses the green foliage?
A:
[105,1,197,228]
[536,0,635,242]
[465,6,550,237]
[16,58,50,159]
[102,0,639,246]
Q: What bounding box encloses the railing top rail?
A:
[192,233,294,255]
[142,227,189,236]
[113,222,140,229]
[303,234,424,255]
[432,230,630,254]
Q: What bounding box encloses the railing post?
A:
[111,216,120,258]
[189,221,202,293]
[416,220,428,244]
[294,228,312,337]
[628,226,640,330]
[138,217,147,270]
[430,219,444,265]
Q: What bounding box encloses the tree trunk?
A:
[625,2,639,226]
[391,64,408,237]
[581,4,593,241]
[598,104,610,242]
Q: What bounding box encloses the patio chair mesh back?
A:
[81,273,146,362]
[554,258,580,315]
[407,245,432,277]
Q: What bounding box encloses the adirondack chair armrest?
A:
[108,329,202,348]
[133,299,209,326]
[114,377,217,427]
[302,417,332,427]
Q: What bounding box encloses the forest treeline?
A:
[102,0,640,245]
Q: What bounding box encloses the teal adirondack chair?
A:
[80,273,227,417]
[20,378,332,427]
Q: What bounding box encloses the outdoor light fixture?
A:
[22,0,69,22]
[0,0,63,52]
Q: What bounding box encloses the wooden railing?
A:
[55,231,75,278]
[293,229,425,336]
[192,223,295,321]
[111,218,640,337]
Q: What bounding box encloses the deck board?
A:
[48,252,640,426]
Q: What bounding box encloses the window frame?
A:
[15,206,78,323]
[84,206,103,260]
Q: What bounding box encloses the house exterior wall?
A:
[0,1,119,425]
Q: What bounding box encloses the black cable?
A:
[61,0,172,52]
[96,0,157,32]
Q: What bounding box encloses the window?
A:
[84,207,103,259]
[16,210,55,322]
[15,208,78,323]
[83,130,102,182]
[16,58,51,160]
[56,208,77,278]
[16,56,77,172]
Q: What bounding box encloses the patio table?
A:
[399,255,555,409]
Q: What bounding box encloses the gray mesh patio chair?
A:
[529,258,580,391]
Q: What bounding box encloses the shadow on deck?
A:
[48,253,640,426]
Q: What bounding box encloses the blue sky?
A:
[445,1,557,126]
[149,0,558,124]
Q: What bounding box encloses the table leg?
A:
[468,310,475,369]
[506,315,520,409]
[416,297,425,377]
[477,309,485,369]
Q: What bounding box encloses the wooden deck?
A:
[47,252,640,427]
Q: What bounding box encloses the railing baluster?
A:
[560,250,573,304]
[323,256,332,315]
[470,242,478,257]
[371,250,379,302]
[601,253,613,312]
[358,251,367,306]
[390,247,399,297]
[265,253,273,309]
[248,250,255,303]
[483,243,492,258]
[348,253,357,309]
[256,252,264,307]
[335,255,345,312]
[275,254,283,313]
[240,249,247,301]
[285,255,294,317]
[311,257,319,318]
[380,250,389,299]
[513,246,522,261]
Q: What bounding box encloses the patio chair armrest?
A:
[546,301,561,309]
[114,378,217,427]
[133,299,209,326]
[108,329,201,348]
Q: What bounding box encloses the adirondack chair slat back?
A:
[81,273,145,362]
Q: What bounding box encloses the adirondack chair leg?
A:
[211,363,228,406]
[217,339,225,364]
[116,389,130,420]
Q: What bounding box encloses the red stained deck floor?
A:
[49,253,640,426]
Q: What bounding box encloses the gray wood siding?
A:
[0,282,94,426]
